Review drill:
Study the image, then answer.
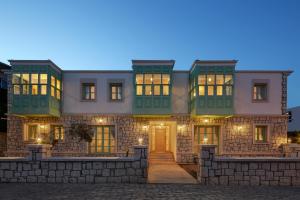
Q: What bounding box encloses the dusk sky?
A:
[0,0,299,107]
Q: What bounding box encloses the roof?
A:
[8,59,62,72]
[132,60,175,67]
[190,60,238,71]
[0,62,11,70]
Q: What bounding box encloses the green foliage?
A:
[69,123,94,143]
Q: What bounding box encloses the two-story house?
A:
[5,59,292,163]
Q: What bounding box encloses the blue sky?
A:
[0,0,299,107]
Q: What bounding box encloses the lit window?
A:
[90,126,115,153]
[110,83,122,101]
[154,85,160,95]
[136,85,143,95]
[51,76,56,87]
[32,85,38,95]
[40,74,48,84]
[51,125,64,141]
[82,83,96,100]
[31,74,39,84]
[27,125,38,141]
[216,75,224,85]
[136,74,143,84]
[208,86,214,96]
[153,74,161,84]
[217,86,223,96]
[198,86,205,96]
[22,85,29,95]
[13,85,20,95]
[51,86,55,97]
[253,83,267,101]
[162,74,170,84]
[12,74,21,84]
[225,86,232,96]
[144,74,152,84]
[163,85,169,96]
[22,74,30,84]
[255,126,268,143]
[225,75,233,84]
[56,79,61,90]
[41,85,47,95]
[198,75,206,85]
[207,75,215,85]
[145,85,152,95]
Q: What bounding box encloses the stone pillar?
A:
[133,145,148,182]
[27,144,52,161]
[198,144,217,184]
[133,145,148,159]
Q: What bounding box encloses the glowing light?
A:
[143,125,148,130]
[204,119,209,123]
[37,137,42,144]
[208,78,212,82]
[237,126,243,131]
[98,118,103,123]
[160,123,164,126]
[203,137,208,144]
[40,125,45,129]
[138,138,143,145]
[287,138,292,144]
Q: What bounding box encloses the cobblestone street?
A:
[0,183,299,200]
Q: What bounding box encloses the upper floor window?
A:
[82,83,96,101]
[253,83,268,102]
[12,73,53,96]
[197,74,233,97]
[254,125,268,143]
[135,73,170,96]
[110,83,122,101]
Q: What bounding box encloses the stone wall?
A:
[198,145,300,186]
[0,145,148,183]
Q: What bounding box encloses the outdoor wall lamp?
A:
[138,137,143,145]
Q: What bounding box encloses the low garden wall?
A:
[198,145,300,186]
[0,144,148,183]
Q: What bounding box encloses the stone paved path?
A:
[0,183,300,200]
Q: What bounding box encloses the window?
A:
[41,85,47,95]
[32,85,38,95]
[217,86,223,96]
[207,75,215,85]
[194,126,219,153]
[51,125,64,141]
[253,83,268,101]
[110,83,122,101]
[82,83,96,100]
[22,74,30,95]
[27,125,38,140]
[40,74,47,84]
[198,75,206,85]
[225,85,232,96]
[13,85,20,95]
[31,74,39,84]
[197,74,233,97]
[90,126,115,153]
[254,125,268,143]
[135,73,171,96]
[225,75,233,84]
[199,86,205,96]
[208,86,214,96]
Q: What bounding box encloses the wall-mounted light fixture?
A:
[203,118,209,123]
[98,118,103,123]
[36,137,42,144]
[138,137,143,145]
[203,137,208,144]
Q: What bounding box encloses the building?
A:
[5,59,293,162]
[287,106,300,143]
[0,62,11,156]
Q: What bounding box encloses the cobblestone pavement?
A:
[0,183,300,200]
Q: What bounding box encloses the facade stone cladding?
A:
[198,145,300,186]
[6,114,288,163]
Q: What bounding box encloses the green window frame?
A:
[90,126,115,153]
[135,73,170,96]
[194,126,219,154]
[51,125,64,141]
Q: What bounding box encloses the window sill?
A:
[252,99,268,103]
[80,99,97,102]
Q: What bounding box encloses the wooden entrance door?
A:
[155,128,166,152]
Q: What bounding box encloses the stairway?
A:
[149,152,175,164]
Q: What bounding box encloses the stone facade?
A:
[0,145,148,183]
[6,114,288,163]
[198,145,300,186]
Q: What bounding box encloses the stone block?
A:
[49,163,56,170]
[23,164,31,171]
[249,163,258,170]
[56,170,64,177]
[127,168,135,176]
[279,177,291,186]
[271,163,278,171]
[4,171,13,178]
[73,163,81,170]
[38,176,46,183]
[107,177,121,183]
[27,176,37,183]
[78,177,85,183]
[93,162,103,170]
[261,163,270,170]
[241,164,248,171]
[256,170,265,176]
[284,170,296,177]
[219,176,228,185]
[57,163,65,170]
[71,171,80,177]
[250,176,260,186]
[116,162,124,169]
[102,169,110,177]
[49,170,56,177]
[224,169,234,176]
[86,175,94,183]
[0,163,10,170]
[95,177,107,183]
[106,162,115,169]
[121,176,129,183]
[34,169,42,176]
[116,169,126,176]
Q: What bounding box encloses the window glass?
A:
[198,75,206,85]
[225,85,232,96]
[90,126,115,153]
[162,74,170,84]
[22,85,29,95]
[253,83,267,101]
[153,74,161,84]
[198,86,205,96]
[255,126,267,143]
[40,74,48,84]
[32,85,38,95]
[136,85,143,95]
[41,85,47,95]
[144,74,152,84]
[163,85,169,95]
[51,125,64,141]
[13,85,20,95]
[51,76,56,87]
[22,74,30,84]
[145,85,152,95]
[110,83,122,100]
[207,75,215,85]
[154,85,160,95]
[31,74,39,84]
[56,79,61,90]
[82,83,95,100]
[51,86,55,97]
[217,86,223,96]
[207,86,214,96]
[216,75,224,85]
[12,73,21,84]
[56,89,60,99]
[136,74,143,84]
[225,75,233,84]
[27,125,38,140]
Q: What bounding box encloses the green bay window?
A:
[135,73,170,96]
[197,74,233,97]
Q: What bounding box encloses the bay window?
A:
[135,73,170,96]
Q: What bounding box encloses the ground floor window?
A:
[194,126,219,154]
[90,126,115,153]
[24,124,64,143]
[254,125,268,143]
[27,125,38,140]
[51,125,64,141]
